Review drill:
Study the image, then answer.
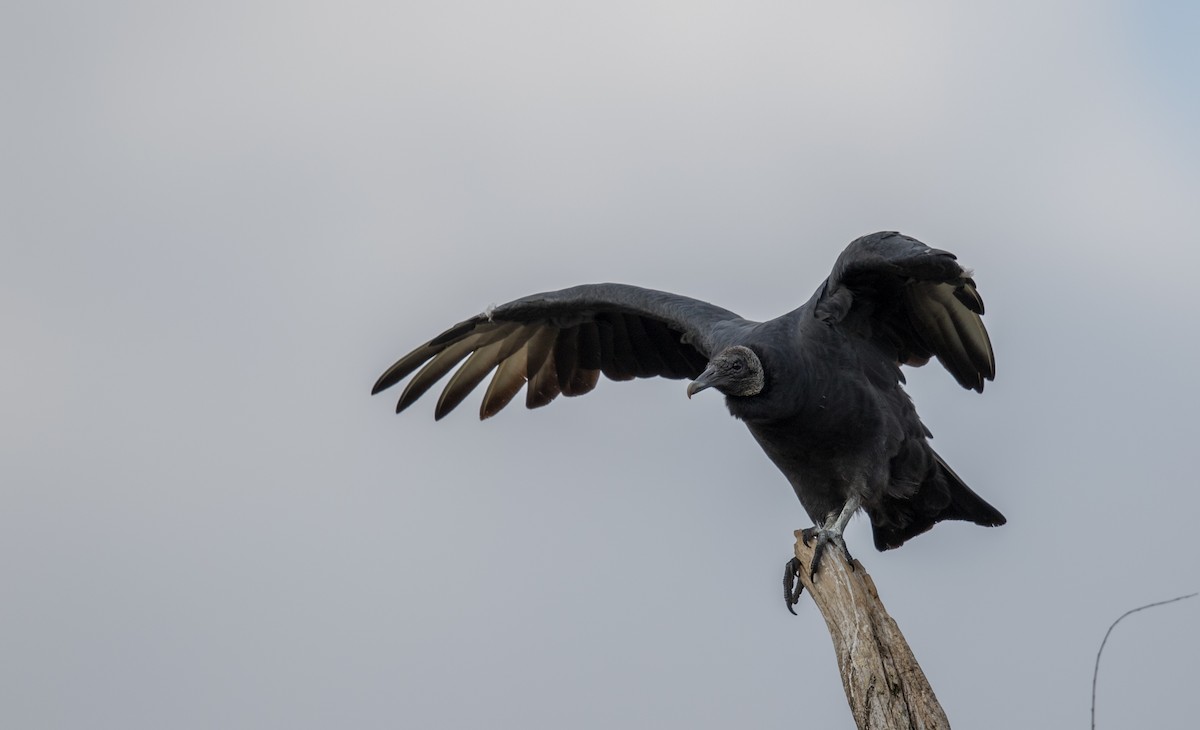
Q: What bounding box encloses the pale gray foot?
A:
[799,496,861,582]
[801,527,854,582]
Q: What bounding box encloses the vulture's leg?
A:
[801,495,861,581]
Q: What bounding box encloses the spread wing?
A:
[373,283,747,419]
[814,231,995,392]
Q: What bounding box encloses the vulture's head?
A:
[687,346,765,399]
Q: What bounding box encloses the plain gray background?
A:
[4,1,1198,728]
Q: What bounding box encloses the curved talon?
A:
[784,557,804,614]
[809,539,829,581]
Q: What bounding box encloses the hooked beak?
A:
[686,366,718,399]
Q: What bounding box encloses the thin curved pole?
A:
[1091,592,1197,729]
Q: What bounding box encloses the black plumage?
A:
[373,232,1005,578]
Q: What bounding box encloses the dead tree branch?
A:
[792,531,950,730]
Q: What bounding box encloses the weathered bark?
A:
[793,531,950,730]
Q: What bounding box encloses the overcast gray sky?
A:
[4,1,1199,728]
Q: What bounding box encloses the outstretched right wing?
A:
[372,283,748,420]
[815,232,995,392]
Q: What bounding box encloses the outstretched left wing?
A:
[373,283,747,420]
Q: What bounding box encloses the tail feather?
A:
[870,451,1005,551]
[934,453,1006,527]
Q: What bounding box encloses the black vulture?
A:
[373,232,1005,602]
